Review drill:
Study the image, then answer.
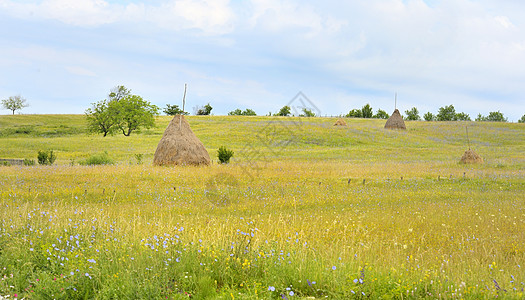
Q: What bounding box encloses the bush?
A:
[228,108,257,116]
[217,146,234,164]
[37,150,56,165]
[196,103,213,115]
[423,112,434,121]
[519,114,525,123]
[23,159,35,166]
[476,111,507,122]
[373,109,389,119]
[163,104,188,116]
[79,152,114,166]
[276,106,291,116]
[404,107,421,121]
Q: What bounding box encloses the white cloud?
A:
[0,0,235,34]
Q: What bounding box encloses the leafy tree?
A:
[476,111,507,122]
[112,95,159,136]
[519,114,525,123]
[2,95,28,115]
[164,104,188,116]
[361,104,373,118]
[455,112,471,121]
[423,112,435,121]
[345,109,362,118]
[436,105,457,121]
[85,86,159,137]
[85,99,117,137]
[228,109,243,116]
[300,108,316,117]
[196,103,213,115]
[373,109,389,119]
[228,108,257,116]
[404,107,421,121]
[242,109,257,116]
[276,105,291,116]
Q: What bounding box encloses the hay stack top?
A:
[460,149,483,164]
[153,115,211,166]
[384,109,406,130]
[333,118,347,126]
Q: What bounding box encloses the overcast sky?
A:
[1,0,524,120]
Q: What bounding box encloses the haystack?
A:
[384,109,406,130]
[153,115,211,166]
[460,149,483,164]
[333,118,347,126]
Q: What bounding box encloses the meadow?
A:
[0,114,524,299]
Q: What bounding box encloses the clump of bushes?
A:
[217,146,234,164]
[79,152,114,166]
[23,159,35,166]
[37,150,56,165]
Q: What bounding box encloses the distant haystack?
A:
[384,109,406,130]
[333,118,347,126]
[153,115,210,166]
[460,149,483,164]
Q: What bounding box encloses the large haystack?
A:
[460,149,483,164]
[153,115,211,166]
[384,109,406,130]
[333,118,347,126]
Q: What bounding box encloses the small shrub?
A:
[23,159,35,166]
[37,150,56,165]
[135,153,143,165]
[79,152,114,166]
[217,146,234,164]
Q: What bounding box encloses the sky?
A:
[0,0,524,121]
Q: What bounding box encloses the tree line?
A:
[3,90,525,138]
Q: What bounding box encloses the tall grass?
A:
[0,115,524,299]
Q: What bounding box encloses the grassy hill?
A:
[0,114,524,299]
[1,114,523,169]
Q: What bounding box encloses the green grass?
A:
[0,114,524,299]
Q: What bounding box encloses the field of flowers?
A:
[0,115,524,299]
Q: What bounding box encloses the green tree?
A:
[361,104,373,118]
[196,103,213,115]
[85,99,117,137]
[476,111,507,122]
[112,95,159,136]
[455,112,471,121]
[345,109,362,118]
[373,109,389,119]
[242,109,257,116]
[300,108,316,117]
[85,86,159,137]
[2,95,28,115]
[276,105,291,116]
[404,107,420,121]
[519,114,525,123]
[436,105,457,121]
[423,112,435,121]
[228,108,257,116]
[228,109,243,116]
[164,104,188,116]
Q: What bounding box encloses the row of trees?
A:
[343,103,519,123]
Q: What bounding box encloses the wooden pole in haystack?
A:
[395,92,397,110]
[466,126,471,150]
[179,83,187,131]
